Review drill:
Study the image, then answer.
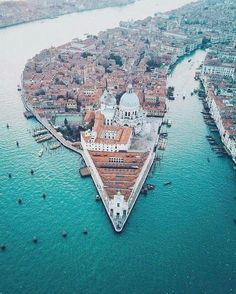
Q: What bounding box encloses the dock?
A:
[24,111,34,119]
[79,167,91,177]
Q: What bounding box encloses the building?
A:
[115,84,146,134]
[100,89,117,126]
[81,111,132,152]
[202,60,235,79]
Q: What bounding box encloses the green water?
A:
[0,1,236,293]
[54,114,83,125]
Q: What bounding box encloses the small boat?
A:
[30,169,34,175]
[6,124,9,129]
[233,219,236,225]
[16,141,19,147]
[207,157,210,163]
[8,173,12,179]
[0,244,6,251]
[42,193,46,199]
[141,187,148,195]
[96,194,101,201]
[146,184,155,190]
[32,129,48,137]
[191,92,193,96]
[38,148,43,157]
[188,59,191,63]
[36,134,52,143]
[49,142,61,150]
[17,84,21,91]
[164,181,172,186]
[183,95,186,99]
[62,231,67,238]
[18,198,22,205]
[167,119,172,127]
[32,236,38,243]
[83,228,88,235]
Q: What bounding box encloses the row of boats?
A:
[33,128,61,157]
[206,135,227,157]
[200,105,228,158]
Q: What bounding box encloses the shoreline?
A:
[0,1,136,31]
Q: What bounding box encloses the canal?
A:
[0,1,235,294]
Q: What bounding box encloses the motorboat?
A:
[38,148,43,157]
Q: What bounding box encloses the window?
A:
[108,157,124,163]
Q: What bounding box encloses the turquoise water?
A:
[0,1,236,293]
[54,114,83,125]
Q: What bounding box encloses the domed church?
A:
[116,83,145,134]
[100,89,117,126]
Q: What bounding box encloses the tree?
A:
[64,118,68,126]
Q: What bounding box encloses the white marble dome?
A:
[119,84,140,109]
[100,89,116,108]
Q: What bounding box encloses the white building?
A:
[108,191,128,221]
[81,111,132,152]
[100,89,117,126]
[115,84,146,134]
[202,62,235,78]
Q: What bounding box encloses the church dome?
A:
[100,89,116,107]
[119,84,140,109]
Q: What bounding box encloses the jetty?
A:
[79,167,91,177]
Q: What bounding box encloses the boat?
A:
[167,119,172,127]
[146,184,155,190]
[49,142,61,150]
[62,231,67,238]
[38,148,43,157]
[17,84,21,91]
[188,59,191,62]
[96,194,101,201]
[164,181,172,186]
[32,129,48,137]
[1,244,6,251]
[36,134,52,143]
[183,95,186,99]
[141,187,148,194]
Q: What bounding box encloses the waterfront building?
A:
[202,61,235,79]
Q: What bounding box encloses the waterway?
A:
[0,1,236,293]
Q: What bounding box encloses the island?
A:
[0,0,135,29]
[21,0,236,231]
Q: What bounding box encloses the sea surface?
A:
[0,1,236,293]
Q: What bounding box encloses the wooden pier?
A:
[79,167,91,177]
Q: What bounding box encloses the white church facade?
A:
[100,83,146,135]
